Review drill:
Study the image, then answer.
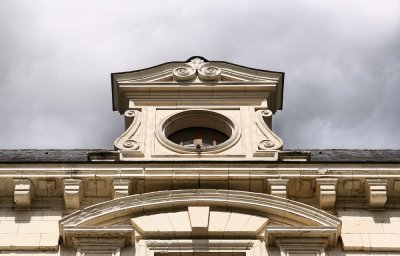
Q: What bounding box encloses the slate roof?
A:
[0,149,399,163]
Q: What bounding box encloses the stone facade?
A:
[0,57,399,255]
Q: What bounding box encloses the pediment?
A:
[60,189,340,249]
[113,57,282,84]
[111,57,284,113]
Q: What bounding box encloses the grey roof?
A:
[0,149,399,163]
[308,149,400,163]
[0,149,108,163]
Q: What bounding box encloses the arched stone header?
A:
[60,189,341,248]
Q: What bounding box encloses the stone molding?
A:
[3,166,400,210]
[60,189,341,248]
[74,238,125,256]
[277,237,328,256]
[111,57,284,114]
[135,239,265,256]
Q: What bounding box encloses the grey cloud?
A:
[0,0,399,149]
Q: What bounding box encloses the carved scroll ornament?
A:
[173,58,221,82]
[254,109,283,153]
[114,109,143,155]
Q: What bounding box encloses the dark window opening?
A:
[168,127,229,149]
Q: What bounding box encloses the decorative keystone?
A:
[63,179,82,210]
[112,179,132,199]
[316,178,338,209]
[188,206,209,236]
[268,179,289,198]
[366,179,388,209]
[13,179,33,210]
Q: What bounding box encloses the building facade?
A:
[0,57,400,255]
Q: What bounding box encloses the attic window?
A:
[156,110,240,154]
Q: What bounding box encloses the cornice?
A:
[111,57,284,113]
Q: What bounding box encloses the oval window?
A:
[156,110,240,153]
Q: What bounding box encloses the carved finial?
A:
[187,58,205,69]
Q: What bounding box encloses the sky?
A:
[0,0,399,149]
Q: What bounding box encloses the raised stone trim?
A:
[277,237,328,256]
[135,239,265,256]
[60,189,341,248]
[74,237,125,255]
[111,57,284,114]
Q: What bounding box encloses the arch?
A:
[60,189,341,248]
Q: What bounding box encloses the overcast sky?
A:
[0,0,399,149]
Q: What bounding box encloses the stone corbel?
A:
[366,178,388,209]
[268,179,289,198]
[112,179,132,199]
[316,178,338,210]
[63,179,82,210]
[13,179,33,210]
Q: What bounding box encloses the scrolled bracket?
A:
[253,109,283,155]
[114,109,144,156]
[124,109,136,129]
[260,109,272,128]
[258,139,275,150]
[122,140,139,150]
